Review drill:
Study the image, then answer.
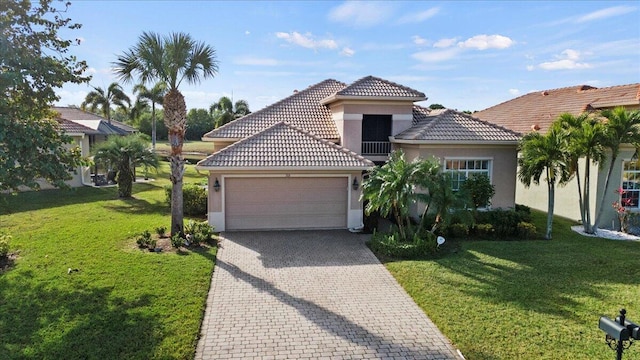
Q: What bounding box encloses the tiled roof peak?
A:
[334,75,426,99]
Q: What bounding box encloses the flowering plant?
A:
[612,187,633,232]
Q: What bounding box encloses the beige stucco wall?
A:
[205,170,365,231]
[31,134,90,190]
[399,144,518,211]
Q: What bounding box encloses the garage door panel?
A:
[225,177,348,230]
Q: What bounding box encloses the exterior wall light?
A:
[352,177,359,190]
[213,178,221,192]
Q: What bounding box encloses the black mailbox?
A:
[615,317,640,340]
[599,316,630,341]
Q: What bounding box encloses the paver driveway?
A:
[196,231,463,360]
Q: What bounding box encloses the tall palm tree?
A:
[209,96,251,128]
[81,82,131,123]
[113,32,218,236]
[93,134,158,198]
[518,127,571,239]
[592,107,640,232]
[133,82,166,151]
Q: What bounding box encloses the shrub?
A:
[165,184,207,216]
[184,220,215,246]
[136,230,154,249]
[449,223,469,238]
[517,222,537,240]
[0,234,11,258]
[155,226,167,238]
[475,223,495,239]
[367,229,437,259]
[475,209,529,238]
[170,232,183,248]
[460,173,495,209]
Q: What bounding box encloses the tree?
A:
[428,103,445,110]
[460,173,496,209]
[93,135,158,198]
[518,127,571,239]
[185,108,214,140]
[0,0,89,192]
[209,96,251,128]
[133,82,166,150]
[592,107,640,232]
[114,32,218,236]
[81,82,130,122]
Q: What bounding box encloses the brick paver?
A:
[195,230,463,359]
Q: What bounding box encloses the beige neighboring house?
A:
[474,83,640,229]
[197,76,520,231]
[48,106,137,189]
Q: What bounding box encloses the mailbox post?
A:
[599,309,640,360]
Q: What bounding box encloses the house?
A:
[196,76,520,231]
[50,106,137,188]
[474,83,640,228]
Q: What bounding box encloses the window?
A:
[444,159,491,191]
[622,160,640,208]
[362,114,392,155]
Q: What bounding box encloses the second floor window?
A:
[362,114,392,155]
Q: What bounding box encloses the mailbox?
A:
[599,316,630,341]
[615,317,640,340]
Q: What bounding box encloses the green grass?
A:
[0,163,214,359]
[385,211,640,359]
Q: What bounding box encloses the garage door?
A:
[225,177,348,230]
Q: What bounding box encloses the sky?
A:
[54,1,640,113]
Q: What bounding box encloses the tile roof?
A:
[52,106,137,135]
[473,83,640,134]
[203,79,346,140]
[197,122,374,169]
[393,106,520,143]
[56,118,101,135]
[333,76,426,99]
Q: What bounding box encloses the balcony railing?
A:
[362,141,391,155]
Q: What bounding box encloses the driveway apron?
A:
[196,230,463,359]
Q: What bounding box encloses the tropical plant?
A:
[592,107,640,232]
[0,0,89,192]
[114,31,219,235]
[209,96,251,128]
[133,82,166,150]
[93,135,159,198]
[517,127,571,239]
[460,173,495,209]
[81,82,131,122]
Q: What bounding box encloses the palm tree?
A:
[209,96,251,128]
[592,107,640,232]
[93,135,158,198]
[133,82,166,151]
[553,112,606,233]
[113,32,218,236]
[81,82,131,123]
[518,127,571,239]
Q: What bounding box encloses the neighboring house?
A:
[50,106,137,188]
[197,76,520,231]
[474,83,640,228]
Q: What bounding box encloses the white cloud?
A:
[245,30,250,35]
[412,35,429,46]
[433,37,458,48]
[235,57,279,66]
[398,7,439,24]
[328,1,392,27]
[508,88,520,96]
[275,31,337,50]
[458,34,514,50]
[576,5,636,23]
[340,47,355,57]
[412,48,462,63]
[537,49,592,70]
[526,65,535,71]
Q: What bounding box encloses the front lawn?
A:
[386,211,640,359]
[0,163,215,359]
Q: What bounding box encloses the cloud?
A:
[458,34,514,50]
[576,5,636,23]
[433,37,458,48]
[245,30,250,35]
[536,49,592,70]
[275,31,337,50]
[398,7,440,24]
[412,47,462,63]
[340,47,355,57]
[328,1,393,27]
[235,57,279,66]
[412,35,429,46]
[508,89,520,96]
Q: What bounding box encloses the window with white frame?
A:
[621,160,640,208]
[444,159,491,191]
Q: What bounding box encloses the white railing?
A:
[362,141,391,155]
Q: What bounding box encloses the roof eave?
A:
[391,138,519,145]
[195,165,374,172]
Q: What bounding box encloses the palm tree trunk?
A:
[151,102,156,151]
[583,157,592,233]
[546,168,554,240]
[164,89,187,236]
[593,153,618,232]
